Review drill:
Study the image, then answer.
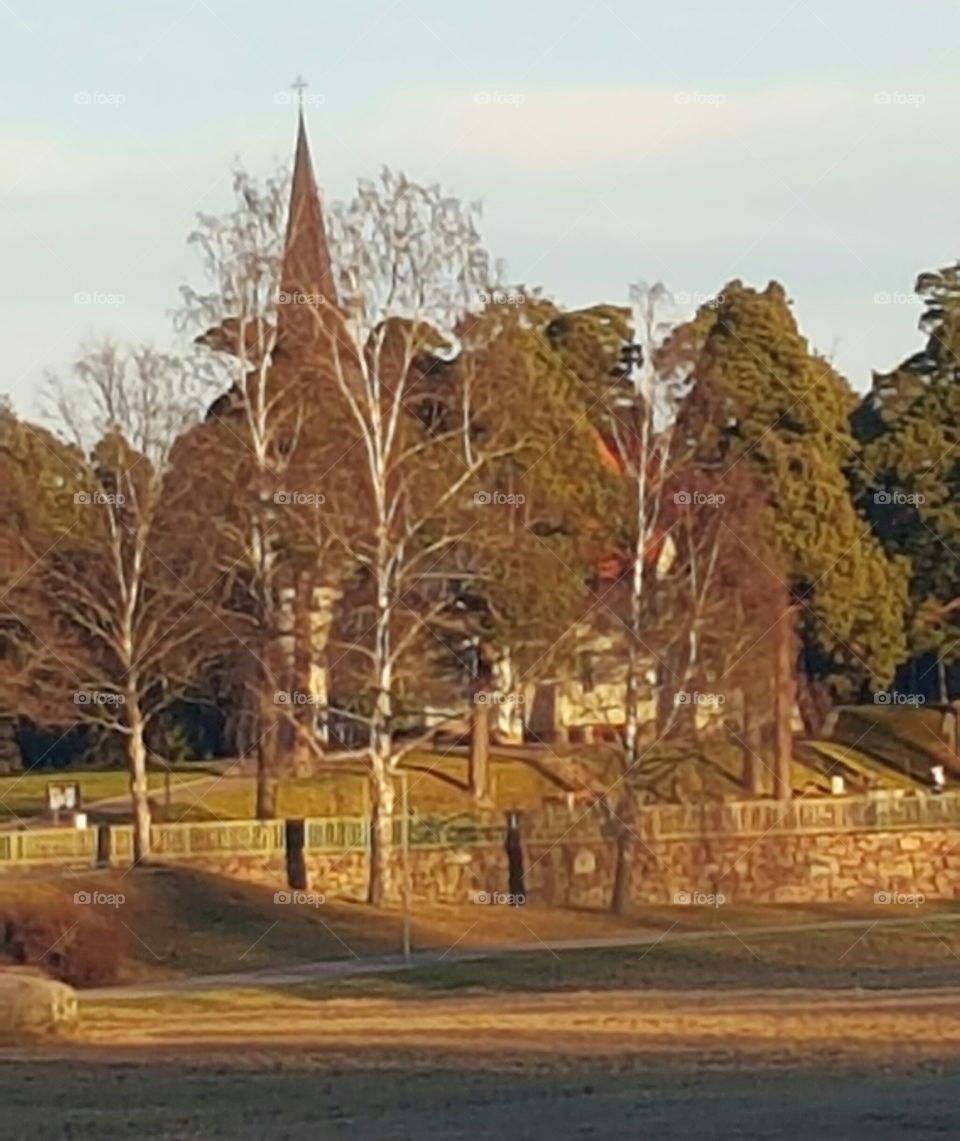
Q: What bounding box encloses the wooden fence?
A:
[0,827,98,866]
[110,820,285,863]
[636,792,960,839]
[3,791,960,869]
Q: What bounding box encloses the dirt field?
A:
[5,916,960,1138]
[2,1050,959,1140]
[3,978,960,1139]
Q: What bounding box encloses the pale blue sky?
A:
[3,0,960,411]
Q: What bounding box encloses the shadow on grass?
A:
[282,911,960,1002]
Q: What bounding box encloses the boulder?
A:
[0,971,79,1042]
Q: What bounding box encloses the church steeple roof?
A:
[277,106,338,342]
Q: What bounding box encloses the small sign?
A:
[47,782,81,814]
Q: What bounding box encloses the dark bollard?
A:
[96,823,112,868]
[504,810,525,902]
[285,819,307,890]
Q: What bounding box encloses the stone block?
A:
[0,972,78,1042]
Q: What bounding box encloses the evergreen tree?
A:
[853,264,960,694]
[668,280,908,721]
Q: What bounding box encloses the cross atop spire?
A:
[291,74,309,107]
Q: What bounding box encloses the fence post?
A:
[285,819,307,890]
[505,810,525,901]
[96,823,111,868]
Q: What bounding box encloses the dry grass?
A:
[331,913,960,995]
[7,911,960,1138]
[4,1026,957,1141]
[72,985,960,1064]
[0,868,671,984]
[0,771,175,821]
[150,753,563,822]
[4,865,941,989]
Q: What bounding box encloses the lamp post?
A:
[401,770,411,964]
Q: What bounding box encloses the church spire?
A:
[278,88,338,341]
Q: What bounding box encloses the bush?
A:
[0,899,125,988]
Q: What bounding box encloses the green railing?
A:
[4,793,960,869]
[110,820,285,861]
[302,815,504,851]
[305,816,368,852]
[0,827,98,866]
[401,813,504,848]
[636,792,960,839]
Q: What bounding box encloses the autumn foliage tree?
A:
[2,344,229,860]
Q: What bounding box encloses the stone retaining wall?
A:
[177,847,511,907]
[523,827,960,908]
[183,826,960,909]
[302,846,509,905]
[8,807,958,911]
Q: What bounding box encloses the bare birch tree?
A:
[598,282,694,912]
[318,171,510,904]
[4,342,218,861]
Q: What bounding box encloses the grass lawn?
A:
[334,911,960,996]
[572,737,842,800]
[73,905,960,1038]
[0,770,179,822]
[154,752,563,823]
[6,863,936,988]
[832,706,955,781]
[12,989,960,1141]
[0,866,660,984]
[11,974,960,1140]
[0,867,406,982]
[6,856,956,991]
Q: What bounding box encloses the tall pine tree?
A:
[667,280,908,728]
[853,264,960,696]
